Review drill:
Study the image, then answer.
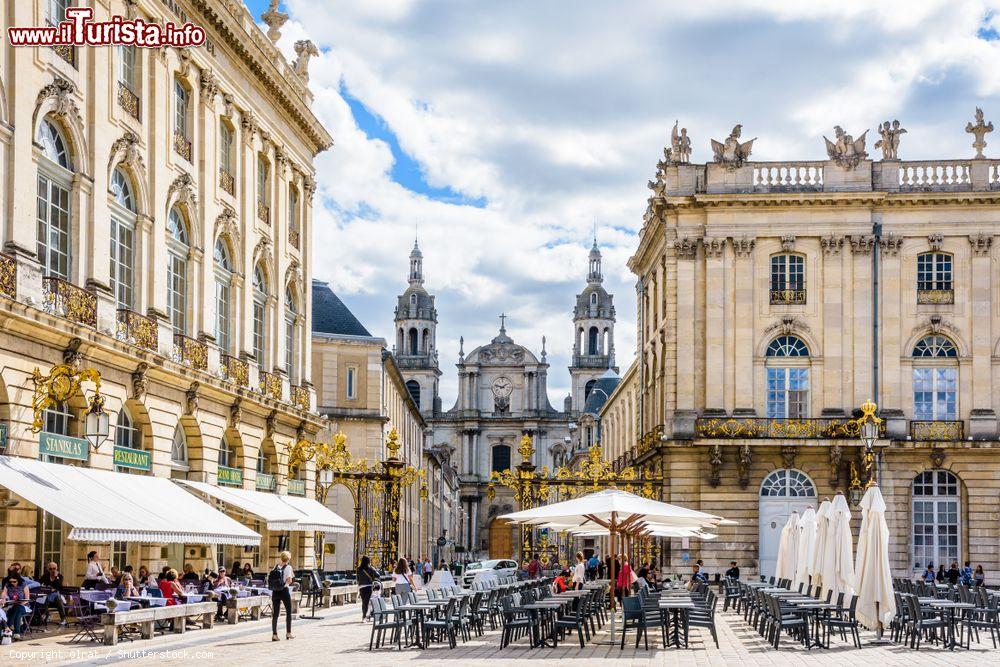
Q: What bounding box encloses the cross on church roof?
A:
[499,313,506,331]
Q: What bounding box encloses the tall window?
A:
[118,46,137,91]
[257,155,270,213]
[218,435,236,469]
[288,186,299,243]
[491,444,511,473]
[256,448,271,475]
[214,239,233,353]
[588,327,599,355]
[219,122,233,174]
[43,402,73,437]
[166,208,189,333]
[114,407,141,450]
[912,335,958,420]
[109,168,136,310]
[405,379,420,406]
[347,366,358,399]
[36,119,72,280]
[174,79,188,139]
[917,252,954,304]
[912,470,960,571]
[285,287,297,382]
[252,265,268,367]
[39,511,64,575]
[111,542,128,571]
[46,0,69,23]
[765,335,809,419]
[770,254,806,304]
[170,425,188,475]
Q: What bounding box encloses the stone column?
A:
[879,233,903,410]
[732,236,755,412]
[821,236,846,411]
[849,234,875,406]
[675,239,697,411]
[703,237,726,411]
[969,233,996,437]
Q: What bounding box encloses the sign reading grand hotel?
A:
[218,465,243,486]
[38,432,89,461]
[113,445,151,471]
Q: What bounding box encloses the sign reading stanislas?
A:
[39,432,89,461]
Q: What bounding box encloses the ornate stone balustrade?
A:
[173,132,192,161]
[0,253,15,300]
[571,354,612,368]
[695,416,884,439]
[221,354,249,387]
[42,277,97,327]
[752,162,825,193]
[117,82,140,120]
[899,161,971,191]
[910,420,964,441]
[116,309,158,352]
[290,384,310,411]
[172,333,208,371]
[259,370,282,401]
[219,168,235,196]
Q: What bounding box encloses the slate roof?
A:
[312,280,372,337]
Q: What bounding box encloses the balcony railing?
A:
[219,168,235,196]
[255,472,277,492]
[173,131,192,161]
[0,253,15,300]
[910,420,964,441]
[117,81,140,120]
[770,289,807,305]
[287,479,306,496]
[172,333,207,371]
[571,354,612,368]
[221,354,249,387]
[116,309,158,352]
[289,228,300,250]
[53,44,75,67]
[695,416,884,439]
[42,277,97,327]
[752,162,825,193]
[256,200,270,224]
[899,161,972,192]
[291,384,310,411]
[259,370,282,401]
[917,289,954,305]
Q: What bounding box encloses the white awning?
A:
[176,480,352,533]
[0,456,261,546]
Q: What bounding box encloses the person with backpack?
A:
[268,551,295,641]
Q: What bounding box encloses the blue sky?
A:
[245,0,1000,405]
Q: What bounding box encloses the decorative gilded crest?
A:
[518,433,534,460]
[385,427,402,458]
[31,364,102,432]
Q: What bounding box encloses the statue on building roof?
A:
[293,40,319,81]
[874,120,906,160]
[711,124,755,170]
[966,107,994,159]
[824,126,868,170]
[261,0,288,43]
[667,120,691,164]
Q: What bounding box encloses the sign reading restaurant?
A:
[38,432,89,461]
[113,445,151,471]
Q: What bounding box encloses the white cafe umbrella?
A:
[809,499,832,592]
[774,511,800,581]
[820,493,856,600]
[792,506,816,590]
[855,485,896,632]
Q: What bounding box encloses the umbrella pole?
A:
[864,600,893,645]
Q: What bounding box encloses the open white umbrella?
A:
[809,499,832,592]
[821,493,855,600]
[792,506,816,590]
[774,511,800,581]
[855,485,895,633]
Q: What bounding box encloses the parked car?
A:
[461,559,518,587]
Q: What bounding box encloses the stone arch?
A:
[165,175,200,249]
[756,328,820,359]
[107,133,149,217]
[177,415,204,471]
[33,78,90,176]
[119,398,153,451]
[221,426,246,470]
[905,325,967,359]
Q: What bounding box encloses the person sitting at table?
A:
[553,569,570,593]
[961,561,974,586]
[946,561,961,585]
[0,571,31,640]
[213,568,233,589]
[242,563,254,580]
[647,567,660,591]
[38,562,68,626]
[116,573,140,600]
[109,566,123,586]
[922,563,937,583]
[974,565,985,587]
[158,570,183,606]
[180,564,200,584]
[688,564,708,589]
[211,568,234,621]
[137,566,156,588]
[725,561,741,580]
[936,564,946,582]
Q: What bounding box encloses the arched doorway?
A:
[758,468,816,578]
[488,518,516,560]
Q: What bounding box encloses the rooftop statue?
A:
[824,126,868,170]
[666,120,691,164]
[711,124,755,170]
[966,107,994,159]
[874,120,906,160]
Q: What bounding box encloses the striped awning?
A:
[0,456,261,546]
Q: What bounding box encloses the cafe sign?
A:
[113,445,151,471]
[39,432,89,461]
[218,465,243,486]
[288,479,306,496]
[0,423,7,451]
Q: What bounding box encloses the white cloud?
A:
[280,0,1000,405]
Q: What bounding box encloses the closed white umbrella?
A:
[855,485,896,632]
[821,493,855,600]
[809,499,832,591]
[774,511,799,581]
[792,506,816,590]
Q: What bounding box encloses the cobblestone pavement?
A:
[5,603,993,665]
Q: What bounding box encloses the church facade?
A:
[391,241,617,559]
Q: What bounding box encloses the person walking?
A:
[974,565,985,587]
[268,551,295,641]
[615,555,633,603]
[422,557,433,585]
[527,554,540,580]
[357,555,380,621]
[393,557,415,596]
[572,552,586,590]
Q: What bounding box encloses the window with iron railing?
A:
[770,254,806,305]
[917,252,953,304]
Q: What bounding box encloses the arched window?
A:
[166,208,190,333]
[218,434,237,469]
[759,469,816,497]
[252,264,269,367]
[917,252,953,303]
[912,336,958,420]
[765,335,809,418]
[408,327,418,355]
[406,380,421,407]
[214,239,233,353]
[36,119,72,280]
[171,426,188,465]
[590,292,597,306]
[588,327,599,355]
[109,168,137,310]
[912,470,960,571]
[491,444,511,473]
[770,254,806,304]
[114,407,141,450]
[584,379,597,401]
[284,287,298,382]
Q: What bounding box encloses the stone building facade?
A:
[601,118,1000,579]
[0,0,331,580]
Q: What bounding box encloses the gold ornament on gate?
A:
[31,364,102,432]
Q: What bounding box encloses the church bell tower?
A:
[568,240,616,411]
[393,240,441,414]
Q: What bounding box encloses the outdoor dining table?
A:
[393,601,445,648]
[925,600,976,650]
[785,600,838,649]
[658,598,695,648]
[520,600,569,648]
[126,596,168,608]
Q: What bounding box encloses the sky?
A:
[244,0,1000,407]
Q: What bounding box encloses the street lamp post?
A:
[849,399,882,506]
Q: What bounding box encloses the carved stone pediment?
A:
[109,131,145,174]
[36,76,82,127]
[168,173,198,212]
[765,316,811,337]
